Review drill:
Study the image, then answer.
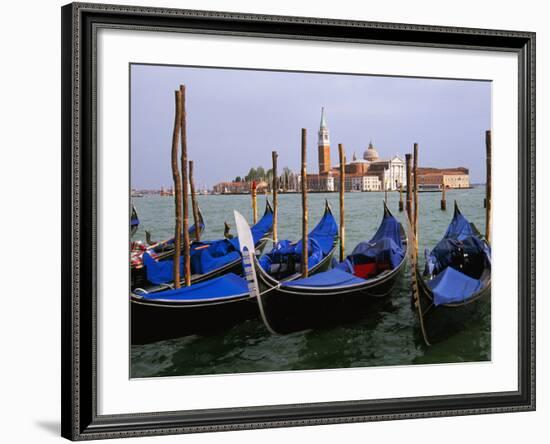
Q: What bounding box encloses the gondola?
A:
[130,204,139,237]
[130,205,207,288]
[132,200,273,291]
[236,202,408,334]
[130,202,338,344]
[413,201,491,344]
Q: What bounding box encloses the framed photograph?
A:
[61,2,535,440]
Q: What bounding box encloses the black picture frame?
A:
[61,2,536,440]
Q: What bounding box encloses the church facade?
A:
[306,108,406,192]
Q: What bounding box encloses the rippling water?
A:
[130,187,490,378]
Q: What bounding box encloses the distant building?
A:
[212,180,269,194]
[318,107,331,174]
[361,147,406,191]
[348,175,382,191]
[306,108,406,192]
[159,186,174,196]
[212,181,249,194]
[417,167,470,189]
[306,173,334,192]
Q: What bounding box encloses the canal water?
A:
[130,187,490,378]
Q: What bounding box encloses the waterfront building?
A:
[306,173,334,192]
[364,152,406,191]
[307,108,406,192]
[417,167,470,189]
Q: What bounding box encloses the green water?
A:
[130,187,490,378]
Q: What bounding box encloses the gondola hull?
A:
[255,252,406,334]
[415,267,491,343]
[131,296,256,345]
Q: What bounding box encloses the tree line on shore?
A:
[233,165,299,191]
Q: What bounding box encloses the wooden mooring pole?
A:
[189,160,201,241]
[171,89,183,289]
[399,183,404,212]
[251,181,257,224]
[413,143,419,251]
[180,85,191,287]
[485,130,492,243]
[301,129,308,278]
[441,185,447,210]
[272,151,278,243]
[338,144,345,262]
[405,154,413,225]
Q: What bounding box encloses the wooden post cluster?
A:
[338,143,345,262]
[413,143,419,251]
[272,151,278,243]
[189,160,201,241]
[485,130,492,243]
[170,90,183,289]
[301,128,308,278]
[180,85,191,287]
[251,181,257,224]
[405,154,413,225]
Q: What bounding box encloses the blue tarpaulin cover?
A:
[307,208,338,255]
[258,208,337,273]
[443,210,475,241]
[143,205,273,285]
[282,268,366,288]
[427,266,482,306]
[428,236,485,274]
[258,238,323,272]
[336,212,405,273]
[137,273,249,302]
[283,210,404,288]
[423,205,490,304]
[425,206,490,278]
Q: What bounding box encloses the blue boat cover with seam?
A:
[427,266,482,305]
[282,268,366,288]
[137,272,249,301]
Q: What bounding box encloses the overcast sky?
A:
[131,64,491,189]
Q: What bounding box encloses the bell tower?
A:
[318,107,331,174]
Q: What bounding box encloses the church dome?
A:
[363,141,379,161]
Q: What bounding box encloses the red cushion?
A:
[353,263,377,278]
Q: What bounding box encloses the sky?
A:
[130,64,491,189]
